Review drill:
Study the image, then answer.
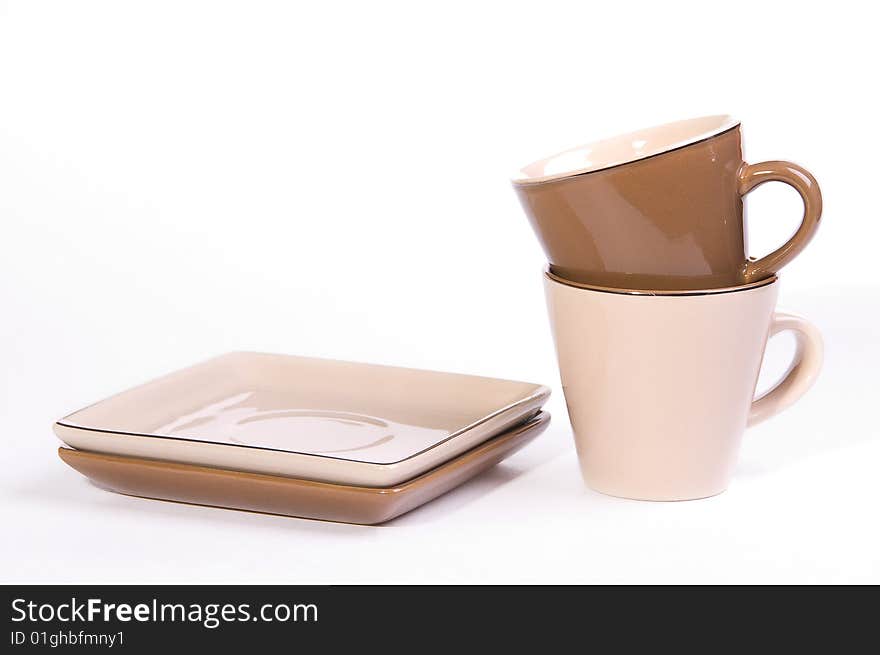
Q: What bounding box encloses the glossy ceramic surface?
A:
[58,412,550,525]
[544,273,822,500]
[55,352,550,486]
[514,116,822,290]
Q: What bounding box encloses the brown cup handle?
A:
[738,161,823,282]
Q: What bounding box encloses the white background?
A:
[1,1,878,583]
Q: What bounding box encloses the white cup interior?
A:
[514,115,739,184]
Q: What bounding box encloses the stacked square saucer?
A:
[56,352,550,524]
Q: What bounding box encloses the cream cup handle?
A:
[748,312,823,427]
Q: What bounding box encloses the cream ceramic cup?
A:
[544,270,822,501]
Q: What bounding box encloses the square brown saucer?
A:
[58,411,549,525]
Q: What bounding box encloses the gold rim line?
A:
[544,268,778,296]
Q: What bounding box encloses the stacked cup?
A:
[513,116,823,500]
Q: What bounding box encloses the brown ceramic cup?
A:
[513,116,822,290]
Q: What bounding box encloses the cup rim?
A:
[544,268,777,296]
[513,115,740,186]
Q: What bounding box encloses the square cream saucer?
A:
[58,412,550,525]
[55,352,550,486]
